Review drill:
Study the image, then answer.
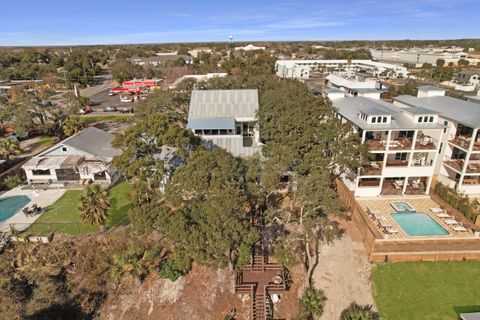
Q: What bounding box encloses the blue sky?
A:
[1,0,479,46]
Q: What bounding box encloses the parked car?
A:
[120,95,134,103]
[108,90,116,96]
[103,106,117,112]
[119,106,134,114]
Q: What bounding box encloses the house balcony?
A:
[449,135,471,150]
[414,136,437,150]
[358,178,381,187]
[365,139,385,151]
[389,137,413,151]
[443,158,464,173]
[359,161,383,176]
[381,180,404,195]
[465,161,480,174]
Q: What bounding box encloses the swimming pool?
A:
[0,196,31,222]
[391,212,449,236]
[391,201,414,212]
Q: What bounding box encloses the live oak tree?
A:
[134,90,191,124]
[158,148,260,269]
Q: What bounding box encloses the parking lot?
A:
[88,88,136,114]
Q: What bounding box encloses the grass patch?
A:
[81,114,133,124]
[29,182,133,235]
[36,135,57,148]
[373,261,480,320]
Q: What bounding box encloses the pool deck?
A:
[0,187,66,233]
[357,196,476,240]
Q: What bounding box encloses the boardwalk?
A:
[235,209,287,320]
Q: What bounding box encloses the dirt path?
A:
[313,219,375,320]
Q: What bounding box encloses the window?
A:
[219,129,227,135]
[443,120,448,133]
[429,116,434,122]
[395,153,408,160]
[372,117,376,123]
[418,117,423,123]
[383,117,387,123]
[32,169,51,176]
[62,147,67,152]
[439,142,443,154]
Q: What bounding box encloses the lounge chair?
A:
[453,226,468,232]
[385,227,399,234]
[430,207,444,213]
[368,207,381,215]
[393,182,401,190]
[444,219,459,225]
[435,212,450,218]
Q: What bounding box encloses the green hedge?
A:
[434,183,478,222]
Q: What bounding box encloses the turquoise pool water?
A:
[0,196,31,222]
[391,212,449,236]
[391,201,414,212]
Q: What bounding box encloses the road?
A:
[80,74,113,98]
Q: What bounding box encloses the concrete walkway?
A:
[0,187,66,233]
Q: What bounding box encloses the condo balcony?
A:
[388,137,413,151]
[360,161,383,176]
[449,135,471,150]
[443,158,464,173]
[414,136,437,150]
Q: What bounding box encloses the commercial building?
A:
[128,55,193,66]
[275,60,407,79]
[187,89,261,157]
[370,48,470,67]
[22,127,121,186]
[325,74,386,100]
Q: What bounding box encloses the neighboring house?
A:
[275,60,407,79]
[235,44,266,51]
[370,48,471,66]
[186,89,261,158]
[22,127,121,186]
[329,91,444,197]
[128,55,193,66]
[394,86,480,195]
[455,69,480,86]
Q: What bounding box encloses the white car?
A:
[120,95,134,103]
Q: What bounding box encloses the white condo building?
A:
[329,92,444,197]
[275,59,407,79]
[394,86,480,196]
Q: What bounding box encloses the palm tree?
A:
[0,138,21,160]
[340,303,379,320]
[78,184,111,230]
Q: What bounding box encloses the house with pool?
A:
[329,91,445,197]
[394,86,480,196]
[22,127,121,187]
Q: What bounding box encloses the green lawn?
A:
[36,135,57,148]
[28,182,133,235]
[373,261,480,320]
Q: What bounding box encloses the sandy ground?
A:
[313,218,375,320]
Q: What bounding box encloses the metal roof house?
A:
[22,127,121,187]
[394,86,480,195]
[187,89,262,158]
[332,94,445,197]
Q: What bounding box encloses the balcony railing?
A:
[358,179,381,187]
[466,161,480,174]
[360,161,383,176]
[386,159,408,167]
[443,158,464,173]
[462,177,480,185]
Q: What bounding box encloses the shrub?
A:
[340,302,379,320]
[434,183,478,222]
[158,251,191,281]
[3,173,23,190]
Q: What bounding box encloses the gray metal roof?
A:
[188,89,259,119]
[187,117,235,130]
[395,95,480,128]
[128,55,192,63]
[60,127,121,158]
[334,97,444,130]
[461,312,480,320]
[418,85,445,91]
[202,136,261,158]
